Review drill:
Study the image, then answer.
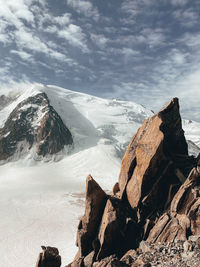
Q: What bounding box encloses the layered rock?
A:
[147,164,200,243]
[0,92,73,161]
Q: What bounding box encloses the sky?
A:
[0,0,199,121]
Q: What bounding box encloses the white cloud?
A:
[58,24,89,52]
[173,8,198,27]
[121,48,140,57]
[10,49,34,62]
[141,28,166,47]
[121,0,156,16]
[167,48,188,65]
[90,34,109,49]
[66,0,99,20]
[180,32,200,48]
[14,27,49,53]
[54,13,71,26]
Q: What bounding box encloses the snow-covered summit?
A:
[0,83,200,163]
[0,84,154,163]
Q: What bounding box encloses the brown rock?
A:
[97,198,127,260]
[83,251,95,267]
[118,98,190,221]
[76,175,107,257]
[120,249,137,265]
[93,255,121,267]
[132,258,151,267]
[146,213,170,243]
[112,182,120,195]
[147,166,200,243]
[36,246,61,267]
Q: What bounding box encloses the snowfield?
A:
[0,84,199,266]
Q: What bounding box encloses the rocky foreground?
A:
[36,98,200,266]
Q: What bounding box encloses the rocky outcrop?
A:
[36,246,61,267]
[76,175,107,258]
[147,164,200,243]
[118,98,194,222]
[47,98,200,267]
[0,93,73,161]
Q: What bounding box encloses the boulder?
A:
[76,175,107,257]
[36,246,61,267]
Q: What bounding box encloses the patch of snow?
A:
[3,131,10,138]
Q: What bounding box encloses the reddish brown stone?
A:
[97,198,127,260]
[76,175,107,257]
[118,98,190,221]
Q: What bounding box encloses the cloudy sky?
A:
[0,0,199,121]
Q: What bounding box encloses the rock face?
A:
[0,92,73,161]
[147,165,200,243]
[36,246,61,267]
[76,175,107,257]
[118,98,194,221]
[55,98,200,267]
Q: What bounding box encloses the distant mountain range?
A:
[0,84,199,164]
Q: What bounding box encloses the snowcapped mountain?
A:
[0,84,199,267]
[0,84,153,164]
[0,92,73,163]
[1,84,199,164]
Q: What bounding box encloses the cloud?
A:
[141,28,166,47]
[173,8,199,27]
[90,33,109,49]
[121,0,155,16]
[66,0,99,20]
[54,13,71,26]
[58,24,89,52]
[10,49,34,62]
[171,0,188,5]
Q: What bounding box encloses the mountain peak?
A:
[0,92,73,162]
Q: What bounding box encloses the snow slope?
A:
[0,84,199,267]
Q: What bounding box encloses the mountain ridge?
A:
[0,84,199,164]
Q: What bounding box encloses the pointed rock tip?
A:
[86,174,93,182]
[158,97,179,116]
[86,174,106,196]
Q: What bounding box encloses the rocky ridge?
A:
[36,98,200,267]
[0,92,73,161]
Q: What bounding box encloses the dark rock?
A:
[97,198,127,260]
[93,255,122,267]
[36,246,61,267]
[76,175,107,257]
[147,166,200,243]
[0,92,73,161]
[112,182,120,195]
